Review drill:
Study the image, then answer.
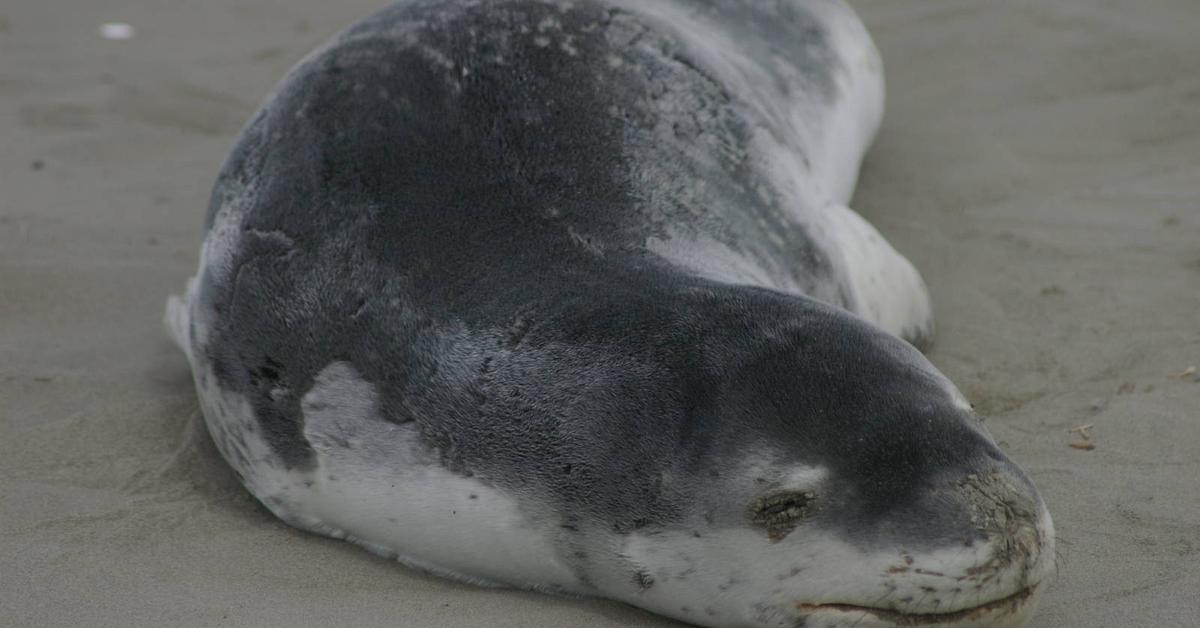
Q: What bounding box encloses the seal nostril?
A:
[748,491,816,542]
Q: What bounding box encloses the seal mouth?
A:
[795,584,1039,626]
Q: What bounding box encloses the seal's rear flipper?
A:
[822,204,935,350]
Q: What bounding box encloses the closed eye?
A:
[748,491,816,541]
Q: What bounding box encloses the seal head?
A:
[561,291,1054,627]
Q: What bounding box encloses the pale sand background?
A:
[2,0,1198,626]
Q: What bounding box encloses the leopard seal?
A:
[166,1,1055,626]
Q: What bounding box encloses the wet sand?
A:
[2,0,1198,625]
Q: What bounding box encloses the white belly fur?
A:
[169,290,581,591]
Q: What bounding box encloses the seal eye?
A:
[748,491,816,542]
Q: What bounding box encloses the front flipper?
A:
[820,204,935,350]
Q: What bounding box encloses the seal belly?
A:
[183,334,583,591]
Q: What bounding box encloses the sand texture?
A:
[2,0,1198,625]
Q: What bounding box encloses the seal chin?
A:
[796,583,1043,628]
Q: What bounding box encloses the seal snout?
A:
[783,472,1054,627]
[836,462,1056,626]
[957,470,1048,571]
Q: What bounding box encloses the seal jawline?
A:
[794,583,1038,625]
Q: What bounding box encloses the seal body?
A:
[167,1,1054,626]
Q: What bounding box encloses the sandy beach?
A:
[2,0,1198,625]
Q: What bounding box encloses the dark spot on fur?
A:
[778,566,803,580]
[633,570,654,590]
[350,296,368,318]
[248,356,284,390]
